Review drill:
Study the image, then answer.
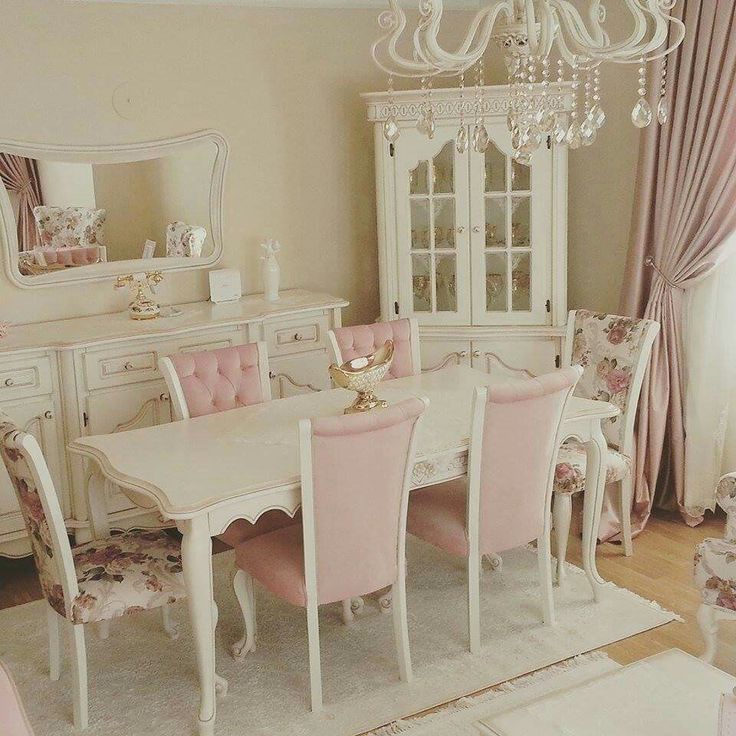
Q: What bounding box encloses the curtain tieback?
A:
[645,257,680,289]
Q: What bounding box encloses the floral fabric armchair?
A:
[32,206,105,250]
[695,473,736,663]
[166,221,207,258]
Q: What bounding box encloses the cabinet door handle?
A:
[44,410,53,420]
[4,378,14,387]
[294,333,303,342]
[159,393,170,402]
[472,349,481,358]
[459,350,468,358]
[457,226,466,234]
[472,225,481,233]
[123,362,134,371]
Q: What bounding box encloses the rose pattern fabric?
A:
[166,221,207,258]
[70,530,185,624]
[694,538,736,611]
[32,206,105,250]
[716,473,736,542]
[0,416,185,625]
[570,310,657,448]
[553,439,632,495]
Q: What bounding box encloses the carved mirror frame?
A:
[0,129,228,288]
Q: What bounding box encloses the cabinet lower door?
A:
[420,339,472,373]
[471,338,560,377]
[86,383,172,514]
[0,398,63,544]
[269,352,331,399]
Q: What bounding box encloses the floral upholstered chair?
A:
[552,310,659,580]
[695,473,736,663]
[32,206,106,250]
[0,412,186,730]
[165,221,207,258]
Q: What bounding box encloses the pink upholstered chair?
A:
[407,367,582,653]
[1,661,34,736]
[328,318,421,379]
[231,397,428,712]
[0,413,186,730]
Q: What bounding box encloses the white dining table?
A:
[69,365,618,736]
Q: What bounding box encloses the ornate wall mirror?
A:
[0,130,227,287]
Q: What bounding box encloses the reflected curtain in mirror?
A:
[0,154,42,252]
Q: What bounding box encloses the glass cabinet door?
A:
[469,122,552,326]
[395,127,471,325]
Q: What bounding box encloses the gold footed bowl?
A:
[328,340,394,414]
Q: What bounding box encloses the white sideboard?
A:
[0,289,347,557]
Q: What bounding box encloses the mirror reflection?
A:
[1,140,217,277]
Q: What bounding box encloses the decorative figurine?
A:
[114,271,164,320]
[329,340,394,414]
[260,238,281,302]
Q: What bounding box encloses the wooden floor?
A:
[0,511,725,669]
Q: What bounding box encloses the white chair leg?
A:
[97,621,110,641]
[306,601,323,713]
[47,606,61,682]
[468,551,481,654]
[391,581,413,682]
[231,569,256,660]
[698,603,719,664]
[552,493,572,587]
[161,604,179,640]
[620,477,634,557]
[341,599,354,624]
[537,533,556,626]
[70,623,88,730]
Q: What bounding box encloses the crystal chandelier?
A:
[372,0,685,160]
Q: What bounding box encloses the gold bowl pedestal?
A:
[328,340,394,414]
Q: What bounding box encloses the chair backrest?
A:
[716,473,736,542]
[562,310,660,452]
[468,366,583,556]
[32,206,105,249]
[299,397,427,606]
[159,342,271,421]
[166,221,207,258]
[0,414,77,619]
[328,318,421,379]
[0,661,35,736]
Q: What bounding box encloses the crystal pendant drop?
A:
[553,119,568,145]
[631,98,653,128]
[590,103,606,129]
[540,112,556,134]
[657,97,669,125]
[510,125,521,151]
[580,118,597,146]
[472,123,490,153]
[519,126,542,154]
[514,151,532,166]
[456,124,469,154]
[565,122,583,150]
[383,116,400,144]
[416,107,435,139]
[507,112,517,132]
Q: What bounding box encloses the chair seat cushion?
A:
[235,524,309,607]
[69,530,186,624]
[407,479,469,557]
[695,538,736,610]
[553,439,632,495]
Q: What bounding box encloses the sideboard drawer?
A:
[265,315,328,357]
[0,356,52,400]
[84,349,159,389]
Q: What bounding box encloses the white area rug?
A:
[0,541,679,736]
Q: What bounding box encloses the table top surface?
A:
[69,365,618,518]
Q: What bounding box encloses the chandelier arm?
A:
[371,0,436,76]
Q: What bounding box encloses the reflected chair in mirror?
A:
[406,367,582,653]
[32,206,105,250]
[231,398,427,713]
[0,413,186,730]
[165,221,207,258]
[328,318,421,378]
[1,660,35,736]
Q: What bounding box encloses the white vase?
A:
[262,255,280,302]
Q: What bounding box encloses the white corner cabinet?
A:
[364,84,571,375]
[0,289,346,557]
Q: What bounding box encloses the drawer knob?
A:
[4,378,14,387]
[472,225,481,233]
[123,362,134,371]
[459,350,468,358]
[457,226,465,234]
[44,410,53,420]
[473,350,481,358]
[294,333,303,341]
[159,393,169,402]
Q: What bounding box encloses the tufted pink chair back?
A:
[166,343,270,419]
[330,319,419,379]
[473,366,582,555]
[0,661,35,736]
[301,397,426,605]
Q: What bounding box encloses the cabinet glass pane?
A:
[412,254,432,312]
[485,143,506,192]
[485,198,506,248]
[511,158,531,191]
[434,198,455,249]
[433,141,454,194]
[512,253,531,311]
[411,199,430,250]
[436,254,457,312]
[511,197,531,248]
[485,253,508,311]
[410,160,429,195]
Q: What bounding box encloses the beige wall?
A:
[0,0,638,326]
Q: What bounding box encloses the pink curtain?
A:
[616,0,736,538]
[0,154,42,252]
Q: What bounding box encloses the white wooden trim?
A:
[0,129,228,289]
[408,317,421,376]
[255,341,272,403]
[327,329,342,367]
[159,356,190,421]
